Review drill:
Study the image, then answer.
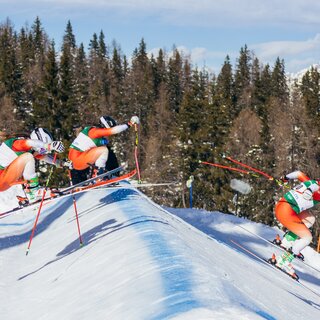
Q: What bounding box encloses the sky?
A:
[1,1,320,75]
[0,180,319,319]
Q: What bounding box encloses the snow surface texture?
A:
[0,182,319,320]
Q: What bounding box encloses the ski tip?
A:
[25,249,29,256]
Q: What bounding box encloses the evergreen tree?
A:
[59,21,78,139]
[128,38,155,133]
[98,30,107,58]
[214,55,235,141]
[87,30,110,119]
[32,40,60,134]
[74,43,89,126]
[271,57,289,103]
[234,45,252,116]
[0,20,26,126]
[31,16,47,68]
[300,67,320,131]
[167,48,183,113]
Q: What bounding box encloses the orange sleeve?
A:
[88,127,113,139]
[88,124,130,138]
[286,171,310,182]
[296,172,310,182]
[12,139,32,152]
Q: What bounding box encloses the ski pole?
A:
[223,155,274,180]
[67,169,83,247]
[222,155,289,188]
[199,161,260,177]
[134,123,142,183]
[26,153,57,256]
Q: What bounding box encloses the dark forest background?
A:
[0,18,319,246]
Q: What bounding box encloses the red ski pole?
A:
[223,155,274,180]
[199,161,260,177]
[67,169,83,246]
[222,155,289,188]
[26,154,57,256]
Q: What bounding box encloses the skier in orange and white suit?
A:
[274,171,319,273]
[68,115,139,183]
[0,128,65,203]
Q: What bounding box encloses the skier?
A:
[0,128,66,203]
[68,115,140,184]
[274,171,318,275]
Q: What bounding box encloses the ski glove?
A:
[47,141,65,153]
[302,188,313,201]
[61,160,73,170]
[128,116,140,126]
[279,175,289,184]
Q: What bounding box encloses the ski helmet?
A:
[99,116,117,128]
[30,128,53,143]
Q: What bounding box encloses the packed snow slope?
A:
[0,182,319,320]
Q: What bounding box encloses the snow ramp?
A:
[0,182,319,320]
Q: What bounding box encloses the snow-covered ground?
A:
[0,182,319,320]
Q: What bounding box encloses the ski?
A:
[75,169,136,192]
[59,165,124,194]
[0,168,136,219]
[268,240,305,261]
[236,225,320,273]
[230,239,299,280]
[230,239,320,298]
[107,181,179,188]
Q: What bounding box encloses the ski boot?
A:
[293,252,305,261]
[272,234,282,246]
[24,177,45,204]
[91,165,112,181]
[275,252,299,280]
[267,253,277,266]
[16,195,30,207]
[280,231,298,251]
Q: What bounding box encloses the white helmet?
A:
[30,128,53,144]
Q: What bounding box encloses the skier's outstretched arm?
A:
[89,116,140,139]
[285,171,310,182]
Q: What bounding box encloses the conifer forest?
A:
[0,18,319,246]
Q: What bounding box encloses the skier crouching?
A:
[68,115,140,184]
[274,171,318,275]
[0,128,65,203]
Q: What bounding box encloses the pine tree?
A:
[301,67,320,131]
[214,55,235,141]
[59,21,78,139]
[87,30,110,119]
[32,40,60,134]
[167,48,183,113]
[271,57,289,104]
[31,16,47,69]
[234,45,252,116]
[128,38,155,134]
[0,20,26,127]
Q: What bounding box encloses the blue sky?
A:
[1,0,320,74]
